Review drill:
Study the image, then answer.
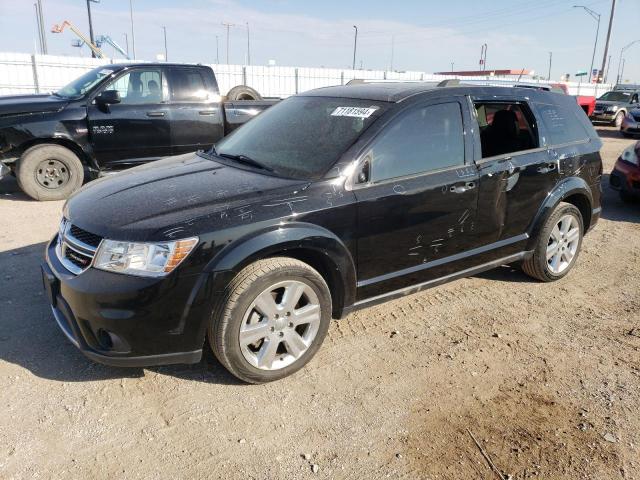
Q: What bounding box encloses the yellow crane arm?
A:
[51,21,104,59]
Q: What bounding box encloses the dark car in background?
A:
[620,107,640,138]
[0,63,275,201]
[42,83,602,383]
[590,86,640,127]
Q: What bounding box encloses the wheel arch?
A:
[526,176,593,250]
[18,137,94,169]
[205,223,357,319]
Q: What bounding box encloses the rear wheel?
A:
[522,202,583,282]
[208,257,331,383]
[16,144,84,201]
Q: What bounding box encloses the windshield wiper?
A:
[217,153,274,172]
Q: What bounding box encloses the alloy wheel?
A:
[546,214,580,274]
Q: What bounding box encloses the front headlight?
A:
[620,144,640,166]
[94,237,198,277]
[606,105,619,113]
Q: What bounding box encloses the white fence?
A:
[0,52,613,98]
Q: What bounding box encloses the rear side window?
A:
[368,102,465,183]
[536,103,590,146]
[474,102,538,158]
[169,68,208,102]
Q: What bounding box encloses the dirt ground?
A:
[0,127,638,480]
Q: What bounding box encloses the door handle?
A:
[198,110,217,116]
[450,182,476,194]
[146,111,166,117]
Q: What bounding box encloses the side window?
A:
[104,69,162,104]
[474,102,538,159]
[632,93,639,104]
[169,69,208,102]
[536,102,590,146]
[367,102,465,183]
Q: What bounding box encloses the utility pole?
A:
[599,0,616,84]
[216,35,220,64]
[222,22,236,64]
[36,0,47,54]
[246,22,250,65]
[162,26,168,61]
[86,0,97,58]
[616,40,640,84]
[129,0,136,59]
[34,3,43,54]
[389,35,394,71]
[352,25,358,70]
[548,51,552,81]
[573,6,601,83]
[123,33,128,56]
[480,44,487,71]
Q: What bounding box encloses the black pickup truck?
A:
[43,82,603,383]
[0,63,276,200]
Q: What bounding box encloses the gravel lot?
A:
[0,128,638,479]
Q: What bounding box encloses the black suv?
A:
[42,83,603,383]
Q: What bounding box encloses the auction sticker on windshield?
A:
[331,106,378,118]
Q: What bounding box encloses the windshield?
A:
[213,96,389,179]
[598,91,631,102]
[56,67,116,98]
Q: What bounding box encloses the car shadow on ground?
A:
[600,174,640,223]
[0,241,244,385]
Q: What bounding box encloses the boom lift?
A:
[95,35,130,60]
[51,21,104,58]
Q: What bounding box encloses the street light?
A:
[161,26,167,61]
[86,0,100,58]
[573,5,601,83]
[617,40,640,84]
[352,25,358,70]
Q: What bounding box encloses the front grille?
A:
[56,219,102,275]
[69,224,102,248]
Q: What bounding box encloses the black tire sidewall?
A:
[225,85,263,101]
[16,145,84,201]
[535,204,584,281]
[216,263,331,383]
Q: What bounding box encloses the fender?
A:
[204,222,357,318]
[526,175,594,250]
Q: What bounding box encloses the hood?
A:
[65,153,308,241]
[0,94,68,117]
[595,100,624,108]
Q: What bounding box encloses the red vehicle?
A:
[609,141,640,202]
[551,83,596,117]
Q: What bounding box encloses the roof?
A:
[302,82,552,103]
[434,69,534,76]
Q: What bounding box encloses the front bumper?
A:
[609,160,640,197]
[621,117,640,136]
[590,112,616,122]
[43,236,209,367]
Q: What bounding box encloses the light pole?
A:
[215,35,220,64]
[222,22,236,64]
[599,0,616,85]
[245,22,250,66]
[548,51,552,81]
[480,44,487,71]
[573,5,601,83]
[123,33,128,57]
[162,26,167,61]
[129,0,136,59]
[352,25,358,70]
[617,40,640,84]
[36,0,47,54]
[86,0,99,58]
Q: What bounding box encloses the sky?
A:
[1,0,639,83]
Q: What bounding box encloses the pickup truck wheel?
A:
[613,111,625,128]
[16,145,84,201]
[522,202,583,282]
[209,257,331,383]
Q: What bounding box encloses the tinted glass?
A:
[368,102,464,182]
[170,69,208,101]
[214,96,388,179]
[537,103,590,145]
[475,102,538,158]
[598,91,631,102]
[105,70,162,104]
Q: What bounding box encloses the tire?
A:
[225,85,263,101]
[208,257,332,383]
[522,202,584,282]
[16,144,84,201]
[613,111,625,128]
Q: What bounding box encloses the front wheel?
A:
[613,111,625,128]
[208,258,332,383]
[16,144,84,201]
[522,202,584,282]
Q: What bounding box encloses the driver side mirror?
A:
[95,90,121,105]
